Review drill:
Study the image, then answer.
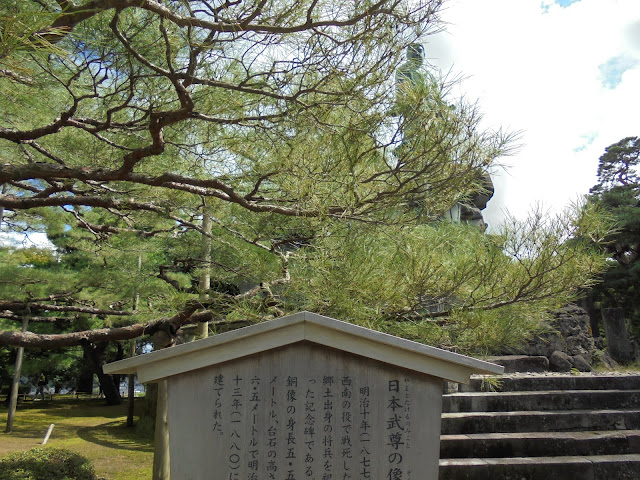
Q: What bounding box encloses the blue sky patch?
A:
[555,0,582,7]
[599,55,640,89]
[541,0,582,13]
[573,132,598,153]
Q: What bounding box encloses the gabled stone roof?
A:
[103,311,503,383]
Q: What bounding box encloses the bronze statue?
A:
[394,44,495,230]
[396,43,426,87]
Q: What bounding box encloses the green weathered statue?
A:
[395,44,495,230]
[394,44,430,151]
[396,43,426,87]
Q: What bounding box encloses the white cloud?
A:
[0,231,54,249]
[625,19,640,51]
[598,55,640,89]
[427,0,640,225]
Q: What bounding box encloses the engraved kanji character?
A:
[287,418,296,431]
[387,396,403,411]
[387,413,404,430]
[387,432,404,450]
[387,468,402,480]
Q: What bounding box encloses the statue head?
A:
[406,44,424,66]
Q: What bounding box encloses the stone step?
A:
[438,454,640,480]
[484,355,550,373]
[461,374,640,393]
[443,389,640,413]
[440,430,640,458]
[441,409,640,434]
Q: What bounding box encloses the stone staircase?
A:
[439,373,640,479]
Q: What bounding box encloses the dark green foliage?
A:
[0,347,13,394]
[0,448,96,480]
[590,137,639,193]
[587,137,640,335]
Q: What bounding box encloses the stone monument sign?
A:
[104,311,502,479]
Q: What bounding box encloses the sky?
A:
[426,0,640,228]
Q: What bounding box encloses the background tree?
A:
[0,237,139,405]
[585,136,640,337]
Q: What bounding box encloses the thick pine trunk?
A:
[82,343,122,406]
[76,365,94,394]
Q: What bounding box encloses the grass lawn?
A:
[0,397,153,480]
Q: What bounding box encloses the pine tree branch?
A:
[0,301,133,316]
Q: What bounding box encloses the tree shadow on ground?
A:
[77,421,153,453]
[2,397,129,418]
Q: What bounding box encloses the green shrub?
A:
[0,448,96,480]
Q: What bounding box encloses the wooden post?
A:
[127,340,136,427]
[151,331,173,480]
[0,183,6,225]
[197,201,212,339]
[152,379,170,480]
[127,253,142,427]
[5,310,30,433]
[41,424,55,444]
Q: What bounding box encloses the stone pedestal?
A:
[602,308,634,363]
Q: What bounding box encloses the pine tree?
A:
[587,137,640,336]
